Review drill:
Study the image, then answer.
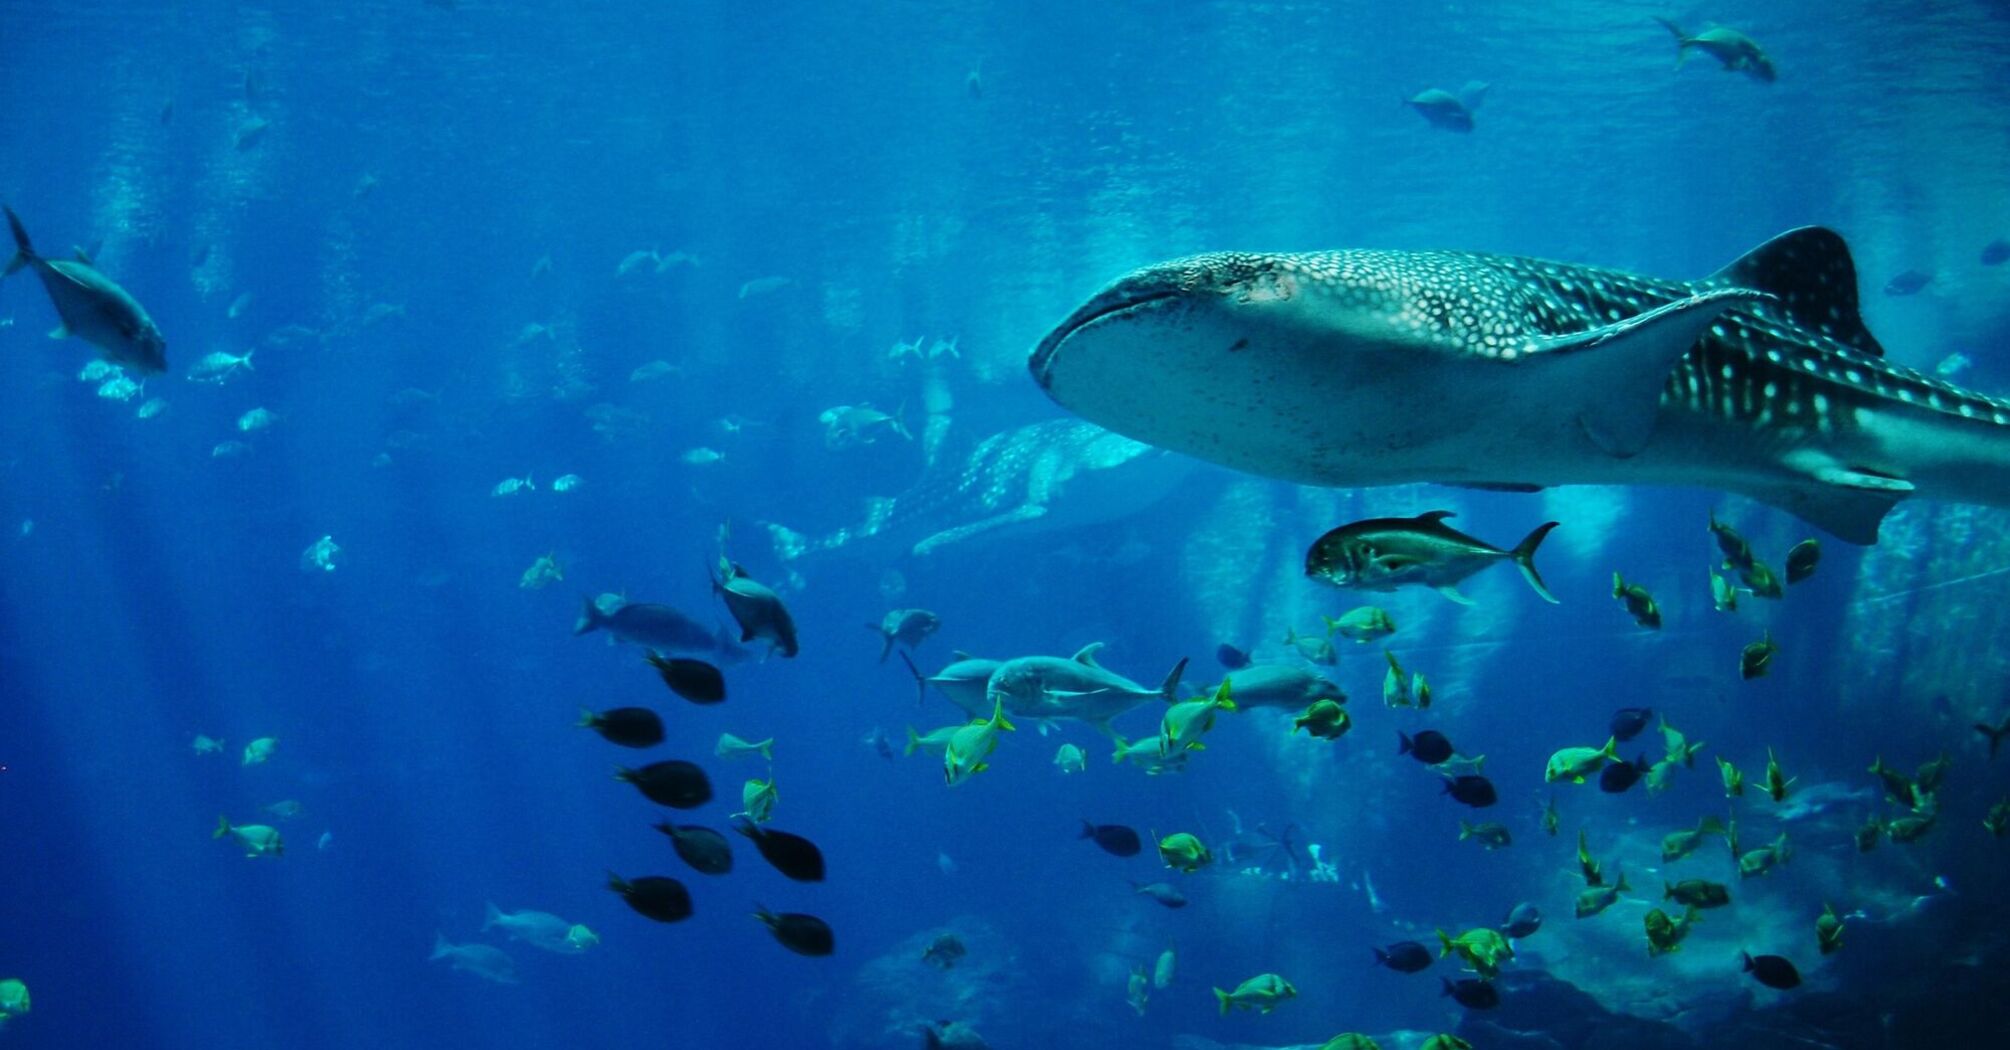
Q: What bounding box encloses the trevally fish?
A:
[574,596,744,661]
[1031,228,2010,544]
[1192,662,1344,711]
[985,643,1186,732]
[1305,511,1557,604]
[4,206,166,373]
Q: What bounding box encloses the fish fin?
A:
[1707,227,1883,357]
[72,244,95,265]
[1071,642,1106,667]
[483,902,502,932]
[3,205,32,263]
[1511,521,1561,603]
[572,595,604,635]
[1433,585,1474,605]
[48,324,68,339]
[1415,510,1456,523]
[1158,657,1188,700]
[1457,80,1490,110]
[910,504,1048,556]
[1741,474,1905,545]
[898,651,928,705]
[1525,288,1766,457]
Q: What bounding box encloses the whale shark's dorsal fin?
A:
[1526,289,1768,458]
[1708,227,1884,358]
[1072,642,1107,667]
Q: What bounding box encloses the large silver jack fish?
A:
[1029,228,2010,544]
[765,418,1192,562]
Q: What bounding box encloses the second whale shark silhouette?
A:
[764,417,1193,563]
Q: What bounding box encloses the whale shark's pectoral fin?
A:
[1750,456,1915,544]
[1525,288,1769,458]
[910,504,1048,556]
[1434,585,1475,605]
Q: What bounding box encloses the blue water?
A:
[5,2,2010,1048]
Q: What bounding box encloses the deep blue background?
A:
[4,2,2010,1048]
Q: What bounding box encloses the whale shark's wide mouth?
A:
[1028,285,1182,389]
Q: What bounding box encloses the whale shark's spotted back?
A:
[1031,227,2010,543]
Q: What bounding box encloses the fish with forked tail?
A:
[5,206,166,373]
[1305,512,1558,605]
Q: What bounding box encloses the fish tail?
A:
[1213,987,1231,1015]
[897,650,928,705]
[1653,15,1689,52]
[1158,657,1189,702]
[431,933,453,960]
[872,624,894,664]
[213,814,232,839]
[573,596,604,636]
[3,205,31,276]
[1511,522,1561,603]
[483,902,502,932]
[575,707,598,729]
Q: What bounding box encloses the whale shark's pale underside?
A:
[1030,228,2010,543]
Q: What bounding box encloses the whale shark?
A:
[1029,228,2010,544]
[765,418,1193,562]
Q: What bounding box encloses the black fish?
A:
[648,655,726,704]
[654,822,733,875]
[616,760,713,809]
[577,706,664,748]
[607,872,692,923]
[1399,729,1455,765]
[1609,707,1653,742]
[1216,643,1252,670]
[1784,539,1820,584]
[735,821,826,882]
[1080,821,1142,857]
[1884,269,1931,296]
[1442,774,1498,808]
[1441,977,1500,1009]
[1742,952,1801,990]
[1983,239,2010,267]
[755,905,834,956]
[1598,755,1648,794]
[1373,941,1433,973]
